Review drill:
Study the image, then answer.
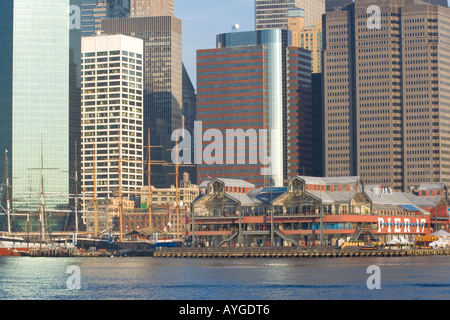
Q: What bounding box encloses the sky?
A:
[174,0,255,89]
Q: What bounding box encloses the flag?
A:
[168,221,173,228]
[207,174,213,180]
[5,149,8,161]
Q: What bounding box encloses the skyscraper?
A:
[196,30,312,187]
[323,0,450,191]
[325,0,352,12]
[0,0,81,230]
[287,7,325,178]
[182,64,198,184]
[101,16,183,187]
[130,0,174,17]
[81,0,130,37]
[425,0,449,7]
[81,34,144,199]
[255,0,325,30]
[288,9,323,73]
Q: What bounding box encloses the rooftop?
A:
[296,176,360,185]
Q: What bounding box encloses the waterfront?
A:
[0,256,449,300]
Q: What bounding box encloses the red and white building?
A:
[187,177,450,247]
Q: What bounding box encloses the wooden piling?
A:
[151,247,450,259]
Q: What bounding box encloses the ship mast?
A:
[147,128,152,229]
[93,140,98,238]
[118,129,123,242]
[74,141,79,240]
[4,149,11,234]
[168,131,193,241]
[176,145,180,240]
[39,133,46,244]
[145,129,163,232]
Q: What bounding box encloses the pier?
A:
[23,247,155,257]
[152,247,450,259]
[25,247,112,257]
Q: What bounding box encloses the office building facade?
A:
[102,16,183,188]
[81,0,130,37]
[287,8,324,178]
[323,0,450,191]
[196,30,312,187]
[81,34,144,199]
[325,0,352,12]
[130,0,174,17]
[0,0,81,231]
[255,0,325,30]
[288,9,323,73]
[182,64,198,185]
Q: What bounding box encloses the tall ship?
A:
[0,133,186,256]
[0,149,75,256]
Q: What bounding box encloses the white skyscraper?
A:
[81,35,144,200]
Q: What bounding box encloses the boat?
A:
[0,146,75,257]
[0,234,29,256]
[0,233,71,257]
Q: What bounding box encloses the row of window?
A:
[83,51,142,59]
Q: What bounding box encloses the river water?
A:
[0,256,449,300]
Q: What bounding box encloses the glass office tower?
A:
[217,30,286,187]
[81,0,129,37]
[0,0,81,231]
[197,30,312,187]
[255,0,325,30]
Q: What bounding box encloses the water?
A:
[0,256,449,300]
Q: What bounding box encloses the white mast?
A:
[39,133,46,244]
[5,149,11,234]
[74,141,79,243]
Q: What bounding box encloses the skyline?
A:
[174,0,450,89]
[0,0,449,304]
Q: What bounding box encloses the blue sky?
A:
[174,0,255,89]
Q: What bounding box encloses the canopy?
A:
[430,240,447,249]
[399,236,413,245]
[387,237,400,245]
[431,230,450,237]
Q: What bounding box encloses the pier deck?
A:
[152,247,450,258]
[25,247,112,257]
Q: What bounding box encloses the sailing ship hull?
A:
[0,239,35,257]
[0,236,72,257]
[76,238,155,251]
[0,247,25,256]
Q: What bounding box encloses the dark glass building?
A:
[101,16,184,188]
[81,0,129,37]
